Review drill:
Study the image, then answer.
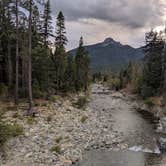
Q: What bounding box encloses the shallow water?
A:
[74,84,166,166]
[74,150,166,166]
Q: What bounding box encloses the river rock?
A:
[157,137,166,153]
[157,117,166,134]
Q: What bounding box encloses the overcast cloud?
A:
[50,0,166,50]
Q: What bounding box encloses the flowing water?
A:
[74,84,166,166]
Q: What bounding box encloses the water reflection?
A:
[74,150,165,166]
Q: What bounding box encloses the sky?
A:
[50,0,166,50]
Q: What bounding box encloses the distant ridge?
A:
[69,37,144,72]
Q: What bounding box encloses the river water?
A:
[74,84,166,166]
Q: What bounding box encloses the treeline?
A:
[0,0,90,114]
[121,29,166,99]
[100,29,166,99]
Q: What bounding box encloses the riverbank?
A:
[0,84,166,166]
[0,86,124,166]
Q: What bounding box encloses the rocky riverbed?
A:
[1,84,166,166]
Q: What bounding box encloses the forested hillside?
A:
[0,0,90,114]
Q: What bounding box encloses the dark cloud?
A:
[51,0,166,29]
[50,0,166,49]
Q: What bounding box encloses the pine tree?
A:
[0,1,91,102]
[75,37,90,91]
[53,11,68,92]
[27,0,34,114]
[6,3,13,91]
[126,61,132,83]
[83,52,90,91]
[0,0,14,93]
[141,30,164,98]
[42,0,53,47]
[15,0,19,104]
[64,55,75,92]
[75,37,84,91]
[161,26,166,92]
[26,0,43,114]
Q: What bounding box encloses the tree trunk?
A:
[27,0,33,114]
[8,40,12,91]
[161,26,166,93]
[163,48,166,91]
[15,0,19,104]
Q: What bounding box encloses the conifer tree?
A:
[75,37,84,91]
[25,0,43,114]
[141,30,164,98]
[15,0,19,104]
[64,55,75,92]
[75,37,90,91]
[42,0,53,47]
[83,52,90,91]
[53,11,68,92]
[6,2,13,91]
[27,0,33,114]
[0,2,91,102]
[161,26,166,92]
[0,0,13,92]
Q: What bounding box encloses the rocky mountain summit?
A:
[69,37,144,72]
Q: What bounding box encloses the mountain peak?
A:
[102,37,121,47]
[103,37,115,43]
[69,37,144,72]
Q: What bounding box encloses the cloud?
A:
[50,0,166,49]
[51,0,166,29]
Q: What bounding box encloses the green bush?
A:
[50,145,61,154]
[49,95,60,102]
[108,78,121,91]
[81,115,88,123]
[144,98,155,108]
[27,117,37,125]
[55,136,63,143]
[131,75,143,94]
[46,115,52,123]
[0,120,23,146]
[75,96,88,109]
[12,112,23,120]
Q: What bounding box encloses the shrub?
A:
[46,115,52,123]
[144,98,155,108]
[55,136,63,143]
[81,115,88,123]
[50,145,61,154]
[75,96,88,109]
[12,112,22,120]
[108,77,121,91]
[131,75,143,94]
[49,95,60,103]
[0,120,23,146]
[41,102,48,107]
[27,117,37,125]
